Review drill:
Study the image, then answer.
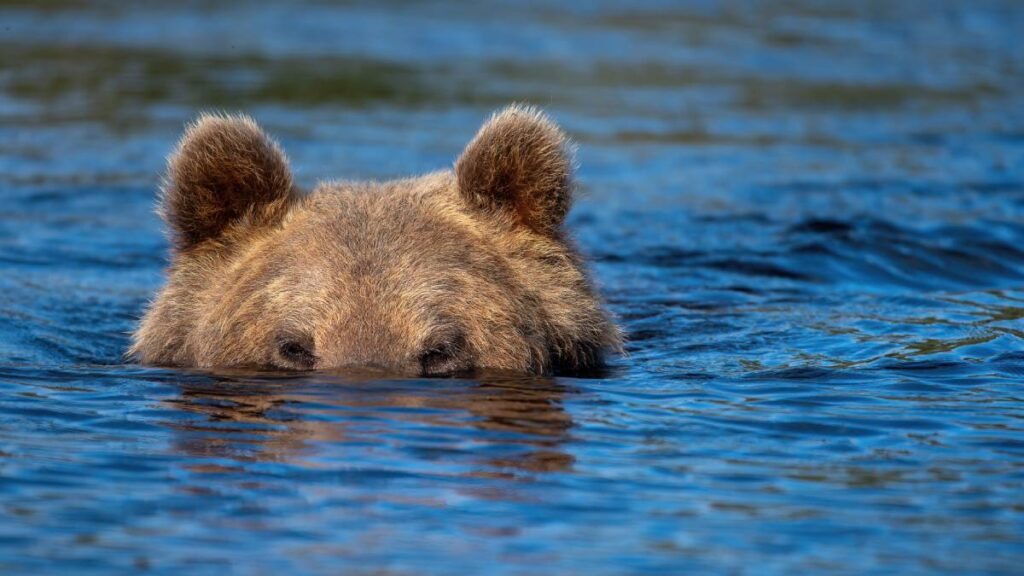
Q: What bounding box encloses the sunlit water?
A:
[2,1,1024,574]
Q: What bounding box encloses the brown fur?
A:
[130,105,621,375]
[161,114,298,250]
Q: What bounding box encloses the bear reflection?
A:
[166,371,575,477]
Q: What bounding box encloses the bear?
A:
[129,105,621,376]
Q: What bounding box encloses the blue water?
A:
[2,1,1024,574]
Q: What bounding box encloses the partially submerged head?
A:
[130,105,621,376]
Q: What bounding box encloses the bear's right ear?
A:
[161,114,296,250]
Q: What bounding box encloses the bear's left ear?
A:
[455,105,574,236]
[161,113,297,250]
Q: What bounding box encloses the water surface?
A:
[1,1,1024,574]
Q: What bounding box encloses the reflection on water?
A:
[1,0,1024,573]
[168,373,573,475]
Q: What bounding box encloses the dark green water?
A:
[1,1,1023,574]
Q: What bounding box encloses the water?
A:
[2,1,1024,573]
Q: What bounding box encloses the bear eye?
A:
[276,335,316,369]
[419,332,469,377]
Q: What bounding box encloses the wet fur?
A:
[130,105,621,375]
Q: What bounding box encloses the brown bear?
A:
[129,105,621,375]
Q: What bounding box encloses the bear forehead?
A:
[223,172,521,307]
[277,172,494,269]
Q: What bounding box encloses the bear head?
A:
[130,105,621,376]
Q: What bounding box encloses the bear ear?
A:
[161,113,296,250]
[455,105,574,236]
